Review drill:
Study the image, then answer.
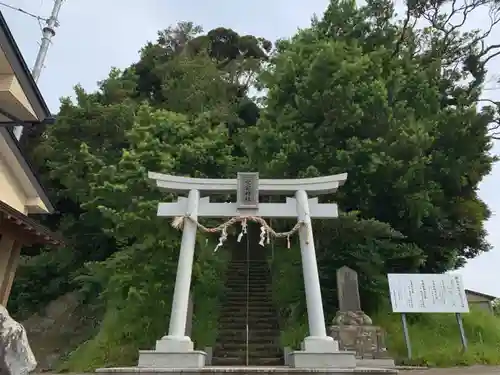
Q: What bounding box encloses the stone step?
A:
[222,301,276,307]
[222,299,274,304]
[221,298,273,304]
[220,303,276,309]
[222,290,271,297]
[218,328,279,337]
[225,268,270,273]
[223,291,272,297]
[223,287,270,292]
[226,268,269,272]
[223,291,272,296]
[225,279,270,284]
[225,278,270,283]
[217,320,279,329]
[226,266,270,270]
[221,304,277,311]
[216,335,280,344]
[221,295,273,301]
[213,351,282,360]
[218,314,278,322]
[217,320,279,327]
[220,305,278,316]
[215,342,280,352]
[226,267,269,271]
[216,339,281,347]
[224,285,269,290]
[224,285,270,290]
[222,297,276,311]
[221,297,276,311]
[226,267,269,272]
[211,356,283,366]
[219,312,277,319]
[224,295,273,301]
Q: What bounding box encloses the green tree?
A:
[60,104,237,368]
[249,0,497,274]
[11,24,270,316]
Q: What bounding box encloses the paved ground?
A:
[403,366,500,374]
[35,367,500,375]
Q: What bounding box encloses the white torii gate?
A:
[137,172,357,369]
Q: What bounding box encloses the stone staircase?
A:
[212,227,283,366]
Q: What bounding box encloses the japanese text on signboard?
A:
[387,273,469,313]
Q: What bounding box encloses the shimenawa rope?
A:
[171,215,304,252]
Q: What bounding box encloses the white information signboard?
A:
[388,273,469,313]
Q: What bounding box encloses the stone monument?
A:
[329,266,395,368]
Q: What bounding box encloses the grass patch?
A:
[268,243,308,349]
[191,245,230,348]
[375,308,500,366]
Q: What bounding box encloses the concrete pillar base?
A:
[137,336,205,368]
[288,351,356,369]
[302,336,339,352]
[138,350,206,368]
[155,335,193,352]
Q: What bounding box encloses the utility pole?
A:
[14,0,64,140]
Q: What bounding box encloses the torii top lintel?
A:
[148,171,348,196]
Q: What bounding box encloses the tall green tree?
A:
[249,0,497,272]
[11,23,270,315]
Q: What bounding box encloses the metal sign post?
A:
[401,313,412,360]
[455,313,468,352]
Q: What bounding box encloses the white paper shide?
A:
[388,273,469,313]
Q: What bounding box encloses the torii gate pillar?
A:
[138,172,357,370]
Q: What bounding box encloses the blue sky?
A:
[5,0,500,296]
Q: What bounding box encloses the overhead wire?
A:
[0,1,48,22]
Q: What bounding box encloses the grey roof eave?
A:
[0,10,52,123]
[0,127,54,213]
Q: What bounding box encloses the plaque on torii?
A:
[138,171,355,370]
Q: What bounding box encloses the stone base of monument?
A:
[136,336,206,368]
[329,311,395,369]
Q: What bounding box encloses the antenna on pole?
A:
[14,0,64,140]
